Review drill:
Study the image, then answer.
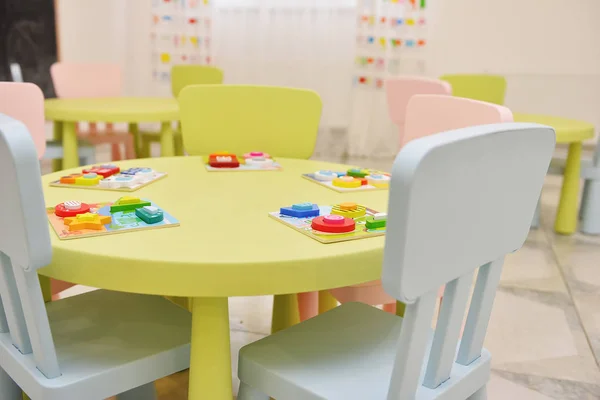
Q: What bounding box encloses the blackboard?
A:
[0,0,58,97]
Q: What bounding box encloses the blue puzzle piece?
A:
[280,203,320,218]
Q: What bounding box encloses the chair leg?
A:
[174,134,185,156]
[124,135,136,160]
[580,179,600,234]
[383,302,397,314]
[111,143,123,161]
[297,291,319,321]
[0,367,21,400]
[141,137,152,158]
[238,382,269,400]
[468,385,487,400]
[116,382,157,400]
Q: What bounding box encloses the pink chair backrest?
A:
[50,63,122,98]
[402,94,513,148]
[385,77,452,127]
[0,82,46,158]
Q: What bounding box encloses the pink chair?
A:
[304,95,514,320]
[386,76,452,145]
[50,63,136,161]
[0,81,78,300]
[297,77,453,321]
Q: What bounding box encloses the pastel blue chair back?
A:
[382,123,555,398]
[0,113,60,379]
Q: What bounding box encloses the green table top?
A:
[45,97,179,123]
[513,113,595,144]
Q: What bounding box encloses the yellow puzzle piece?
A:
[64,212,111,231]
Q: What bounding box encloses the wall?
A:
[427,0,600,142]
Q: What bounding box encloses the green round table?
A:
[514,113,595,234]
[41,157,389,400]
[45,97,179,170]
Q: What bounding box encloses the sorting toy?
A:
[365,212,387,229]
[50,166,167,192]
[64,212,112,231]
[47,198,179,240]
[333,176,362,189]
[54,200,91,217]
[269,202,386,243]
[280,203,320,218]
[135,206,164,224]
[208,152,240,168]
[110,196,152,213]
[243,151,271,159]
[82,164,120,178]
[311,215,356,233]
[204,151,283,172]
[302,168,390,192]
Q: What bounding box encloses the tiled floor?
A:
[48,143,600,399]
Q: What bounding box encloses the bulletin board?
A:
[150,0,213,84]
[354,0,428,90]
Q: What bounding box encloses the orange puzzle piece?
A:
[63,212,112,231]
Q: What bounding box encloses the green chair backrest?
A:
[179,85,322,159]
[171,65,224,98]
[440,74,507,105]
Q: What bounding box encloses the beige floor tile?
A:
[488,374,554,400]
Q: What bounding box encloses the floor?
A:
[46,141,600,400]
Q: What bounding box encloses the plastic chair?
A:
[386,77,452,145]
[139,65,224,157]
[178,85,322,158]
[0,82,95,167]
[237,122,555,400]
[0,82,94,301]
[326,95,513,317]
[440,74,507,105]
[0,114,192,400]
[50,62,136,161]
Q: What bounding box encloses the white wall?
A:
[57,0,600,141]
[428,0,600,142]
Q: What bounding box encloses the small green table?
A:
[45,97,179,170]
[514,113,595,234]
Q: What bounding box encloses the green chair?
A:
[440,74,507,105]
[178,85,322,158]
[139,65,224,157]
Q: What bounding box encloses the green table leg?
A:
[188,297,232,400]
[159,121,175,157]
[61,121,79,169]
[51,121,63,172]
[318,290,338,314]
[128,122,142,158]
[555,142,582,234]
[272,294,300,334]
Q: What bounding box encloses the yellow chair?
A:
[178,85,322,158]
[440,74,507,105]
[139,65,224,157]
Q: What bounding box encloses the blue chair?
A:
[236,122,555,400]
[0,114,192,400]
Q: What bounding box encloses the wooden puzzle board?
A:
[49,172,168,192]
[47,201,180,240]
[269,205,385,244]
[203,157,282,172]
[302,171,389,193]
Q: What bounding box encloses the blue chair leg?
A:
[116,382,157,400]
[580,140,600,234]
[0,367,21,400]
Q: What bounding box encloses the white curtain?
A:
[213,0,356,130]
[347,0,430,158]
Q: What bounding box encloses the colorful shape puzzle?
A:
[269,203,386,243]
[50,166,167,192]
[48,199,179,240]
[204,151,282,172]
[302,168,390,192]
